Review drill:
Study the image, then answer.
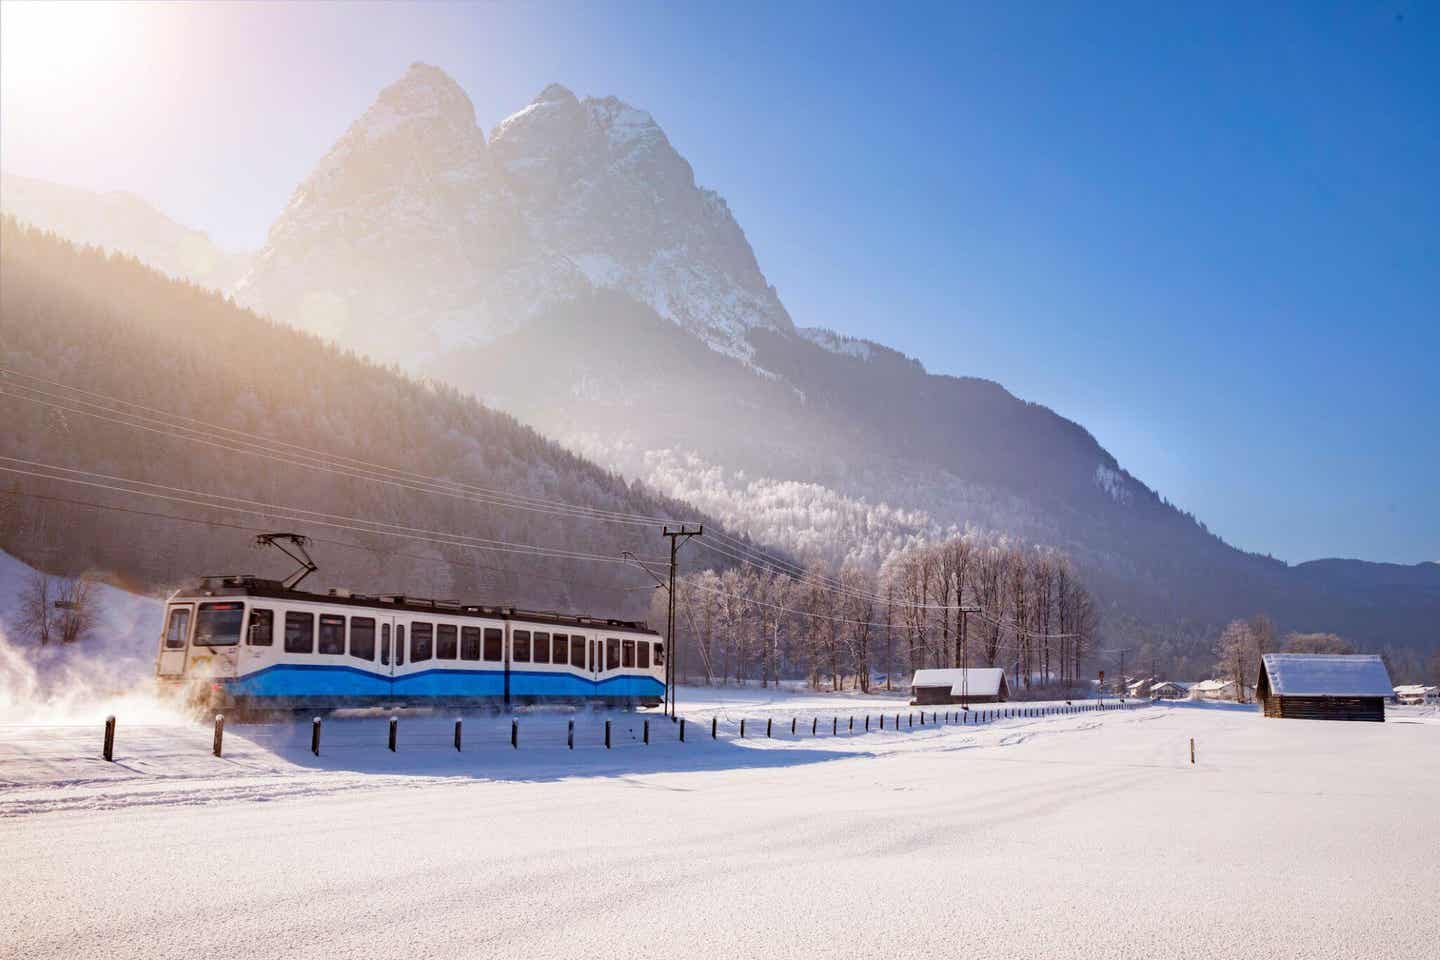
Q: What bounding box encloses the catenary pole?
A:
[662,524,703,719]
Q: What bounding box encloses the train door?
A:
[157,603,194,677]
[377,615,398,684]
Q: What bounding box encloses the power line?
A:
[0,488,658,594]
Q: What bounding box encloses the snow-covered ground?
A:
[2,694,1436,959]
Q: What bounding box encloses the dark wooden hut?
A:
[1256,654,1392,722]
[910,668,1010,705]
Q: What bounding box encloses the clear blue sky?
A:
[2,1,1436,564]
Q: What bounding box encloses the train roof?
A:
[173,575,658,635]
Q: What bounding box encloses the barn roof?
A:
[1190,679,1234,693]
[1261,654,1393,698]
[911,668,1007,697]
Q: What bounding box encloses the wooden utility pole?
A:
[662,525,702,719]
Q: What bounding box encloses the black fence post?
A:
[389,716,398,752]
[790,717,796,736]
[740,718,746,738]
[102,715,115,762]
[511,718,518,750]
[313,717,323,757]
[907,713,912,729]
[712,716,718,740]
[568,718,574,750]
[832,717,837,736]
[849,716,854,732]
[879,714,884,730]
[767,718,773,738]
[811,717,817,736]
[866,715,871,732]
[679,718,686,742]
[453,718,462,752]
[644,719,650,745]
[605,719,611,749]
[212,714,224,758]
[919,712,925,727]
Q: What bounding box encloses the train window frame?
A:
[350,617,376,662]
[553,634,569,667]
[606,638,620,672]
[284,612,315,654]
[483,627,503,662]
[411,622,434,662]
[654,642,665,666]
[381,623,391,665]
[396,625,406,666]
[512,629,531,663]
[194,601,245,647]
[247,608,274,646]
[622,638,635,668]
[533,632,551,664]
[436,623,458,661]
[317,614,346,655]
[460,626,481,661]
[637,641,650,670]
[570,635,586,670]
[163,607,191,650]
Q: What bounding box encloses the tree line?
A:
[656,533,1100,696]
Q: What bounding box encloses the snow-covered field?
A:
[2,691,1436,960]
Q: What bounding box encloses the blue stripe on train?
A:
[220,663,664,701]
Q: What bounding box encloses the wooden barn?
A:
[1257,654,1393,722]
[910,668,1010,705]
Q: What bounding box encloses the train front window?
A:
[163,608,191,649]
[654,643,665,667]
[194,602,244,646]
[637,642,650,669]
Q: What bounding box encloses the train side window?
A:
[411,622,433,662]
[637,641,650,669]
[483,628,503,662]
[248,608,273,646]
[381,624,391,665]
[284,612,314,654]
[396,625,405,666]
[460,626,481,661]
[606,638,620,671]
[318,615,346,655]
[533,632,551,664]
[513,630,531,663]
[553,634,569,667]
[351,617,376,661]
[570,635,587,670]
[436,623,457,660]
[622,639,635,668]
[163,608,191,649]
[654,642,665,667]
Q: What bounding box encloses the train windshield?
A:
[193,602,245,646]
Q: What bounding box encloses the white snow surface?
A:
[1261,652,1395,697]
[2,689,1436,959]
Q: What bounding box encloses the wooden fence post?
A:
[849,716,854,732]
[604,719,611,749]
[768,718,773,738]
[680,718,686,742]
[314,717,323,757]
[102,715,115,762]
[790,717,796,735]
[740,718,746,738]
[711,716,717,739]
[812,717,817,736]
[644,719,650,745]
[452,718,461,753]
[832,717,837,736]
[568,718,574,750]
[389,716,398,752]
[212,714,224,758]
[511,718,518,750]
[1190,738,1195,764]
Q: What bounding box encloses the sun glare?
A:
[0,0,144,97]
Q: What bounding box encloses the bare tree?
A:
[56,576,98,645]
[1283,631,1353,655]
[16,569,55,646]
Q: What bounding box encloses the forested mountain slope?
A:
[0,220,745,619]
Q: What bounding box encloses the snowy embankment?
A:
[0,549,166,721]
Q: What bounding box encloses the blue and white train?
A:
[155,575,666,712]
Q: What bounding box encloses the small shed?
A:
[1150,681,1190,700]
[1394,684,1439,705]
[1257,654,1393,722]
[910,668,1010,705]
